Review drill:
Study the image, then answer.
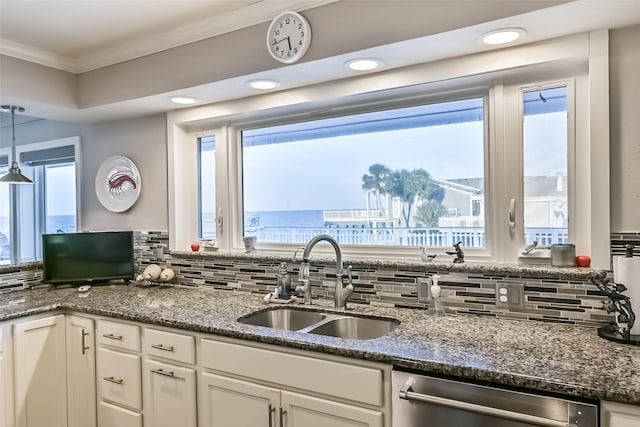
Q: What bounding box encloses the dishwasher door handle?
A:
[399,382,571,427]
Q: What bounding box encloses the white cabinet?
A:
[0,323,10,427]
[96,319,143,426]
[66,315,97,427]
[98,401,142,427]
[143,359,197,427]
[0,352,5,427]
[199,338,387,427]
[198,371,383,427]
[142,326,197,427]
[282,391,383,427]
[199,372,280,427]
[14,314,68,427]
[601,401,640,427]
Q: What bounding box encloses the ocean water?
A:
[47,215,77,234]
[0,215,76,235]
[245,210,324,228]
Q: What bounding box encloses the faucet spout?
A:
[302,234,343,274]
[299,234,353,309]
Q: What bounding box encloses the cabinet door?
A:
[601,401,640,427]
[198,372,280,427]
[66,315,96,427]
[14,314,67,427]
[98,401,142,427]
[143,359,196,427]
[281,391,383,427]
[0,352,5,427]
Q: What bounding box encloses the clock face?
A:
[266,11,311,64]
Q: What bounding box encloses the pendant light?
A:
[0,105,33,184]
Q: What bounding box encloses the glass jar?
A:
[550,244,576,267]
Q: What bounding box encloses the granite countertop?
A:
[1,284,638,406]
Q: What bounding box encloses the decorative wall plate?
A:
[95,155,141,212]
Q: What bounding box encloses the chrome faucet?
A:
[297,234,354,309]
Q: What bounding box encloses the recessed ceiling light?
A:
[346,58,382,71]
[248,80,280,90]
[481,28,526,45]
[169,96,197,105]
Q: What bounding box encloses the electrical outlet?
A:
[495,282,525,311]
[417,277,431,303]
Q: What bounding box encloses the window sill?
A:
[170,250,607,281]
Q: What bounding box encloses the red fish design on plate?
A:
[107,170,137,196]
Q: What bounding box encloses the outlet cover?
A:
[417,277,431,303]
[495,282,525,311]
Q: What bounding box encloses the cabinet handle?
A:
[103,376,123,385]
[399,379,569,427]
[151,344,175,352]
[508,198,516,230]
[150,368,185,381]
[81,329,90,355]
[268,404,275,427]
[102,333,123,341]
[279,408,287,427]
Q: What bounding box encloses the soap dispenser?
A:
[277,262,292,300]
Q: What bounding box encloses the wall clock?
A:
[266,11,311,64]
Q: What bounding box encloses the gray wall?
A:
[1,114,167,231]
[609,25,640,233]
[2,24,638,235]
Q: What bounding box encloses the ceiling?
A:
[0,0,336,72]
[1,0,640,125]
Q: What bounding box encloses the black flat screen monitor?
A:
[42,231,134,284]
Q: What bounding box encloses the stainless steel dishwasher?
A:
[392,371,598,427]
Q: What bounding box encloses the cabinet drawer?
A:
[144,328,195,365]
[97,320,140,352]
[97,348,142,410]
[201,339,383,406]
[98,401,142,427]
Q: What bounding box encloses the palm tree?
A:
[384,168,432,227]
[361,164,391,210]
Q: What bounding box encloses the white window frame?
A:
[10,136,82,263]
[0,147,12,264]
[167,31,610,269]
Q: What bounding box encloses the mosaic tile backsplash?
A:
[4,231,640,327]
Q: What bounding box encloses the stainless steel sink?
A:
[237,307,399,340]
[237,308,326,331]
[307,316,399,340]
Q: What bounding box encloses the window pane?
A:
[242,98,485,247]
[45,163,77,234]
[198,137,216,239]
[0,167,10,264]
[523,86,568,246]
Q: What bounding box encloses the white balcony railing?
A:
[245,227,568,248]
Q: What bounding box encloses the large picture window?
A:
[241,98,485,247]
[174,33,609,266]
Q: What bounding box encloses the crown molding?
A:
[0,38,81,73]
[0,0,337,74]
